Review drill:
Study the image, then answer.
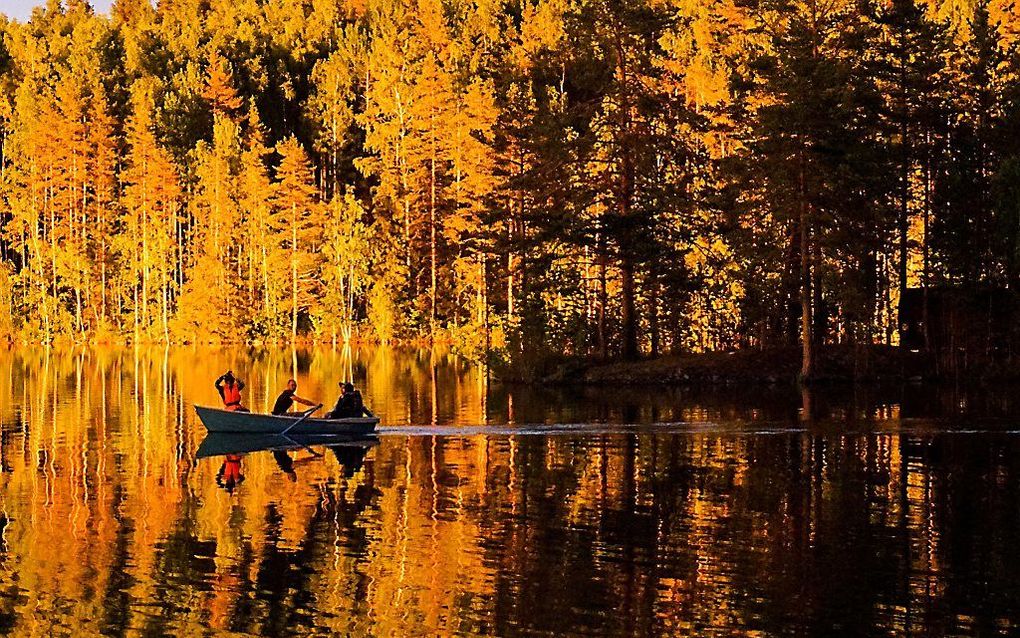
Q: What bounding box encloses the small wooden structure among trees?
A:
[900,288,1018,373]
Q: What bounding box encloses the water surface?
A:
[1,346,1019,636]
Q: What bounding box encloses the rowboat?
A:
[196,432,379,459]
[194,405,379,436]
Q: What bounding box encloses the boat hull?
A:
[195,405,378,435]
[196,432,379,459]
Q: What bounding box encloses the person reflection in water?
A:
[216,453,245,493]
[273,450,298,482]
[329,445,369,478]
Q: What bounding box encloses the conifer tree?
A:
[52,70,90,335]
[875,0,951,340]
[732,0,888,377]
[358,7,419,329]
[309,30,362,198]
[202,50,244,118]
[86,81,120,331]
[408,52,456,330]
[318,192,372,343]
[119,81,182,341]
[272,136,323,339]
[238,101,283,338]
[931,0,1006,286]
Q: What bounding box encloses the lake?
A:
[1,346,1019,636]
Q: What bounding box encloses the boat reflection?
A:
[198,433,378,489]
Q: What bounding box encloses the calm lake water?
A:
[2,346,1020,636]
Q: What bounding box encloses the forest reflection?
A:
[1,346,1019,636]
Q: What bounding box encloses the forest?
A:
[0,0,1018,374]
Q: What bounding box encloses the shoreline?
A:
[0,335,453,348]
[3,340,1012,387]
[499,345,985,386]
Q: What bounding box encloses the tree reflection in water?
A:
[0,346,1019,635]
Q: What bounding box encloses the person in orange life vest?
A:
[216,454,245,493]
[215,371,249,412]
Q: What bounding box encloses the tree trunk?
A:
[800,154,814,381]
[133,284,139,342]
[162,282,169,343]
[812,236,824,345]
[141,200,149,335]
[597,235,608,360]
[621,259,638,360]
[262,246,270,322]
[477,256,485,325]
[75,288,83,336]
[649,273,660,357]
[614,23,639,361]
[100,247,107,323]
[291,203,298,340]
[430,146,437,332]
[898,112,909,344]
[507,208,515,321]
[785,222,801,346]
[922,132,932,352]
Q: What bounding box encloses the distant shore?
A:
[497,345,974,386]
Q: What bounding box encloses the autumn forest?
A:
[0,0,1018,370]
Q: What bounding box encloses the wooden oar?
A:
[280,404,323,436]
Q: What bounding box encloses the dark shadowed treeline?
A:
[0,0,1018,371]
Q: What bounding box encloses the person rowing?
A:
[326,381,374,419]
[215,371,249,412]
[272,378,319,415]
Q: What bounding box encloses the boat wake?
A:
[375,422,1020,437]
[375,422,809,437]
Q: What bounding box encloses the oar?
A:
[280,404,323,436]
[280,433,324,458]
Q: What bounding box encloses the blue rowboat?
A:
[194,405,379,436]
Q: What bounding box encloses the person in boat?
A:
[216,453,245,493]
[215,371,249,412]
[326,381,374,419]
[271,379,318,416]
